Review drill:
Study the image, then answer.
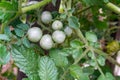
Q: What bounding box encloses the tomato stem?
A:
[73,48,90,64]
[22,0,51,13]
[105,2,120,14]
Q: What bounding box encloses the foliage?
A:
[0,0,120,80]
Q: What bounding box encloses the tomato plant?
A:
[0,0,120,80]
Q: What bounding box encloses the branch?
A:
[94,49,120,67]
[105,2,120,14]
[22,0,52,13]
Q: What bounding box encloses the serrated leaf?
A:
[97,55,105,66]
[0,44,10,64]
[68,16,80,29]
[89,59,97,66]
[49,49,68,67]
[0,34,10,41]
[4,26,12,37]
[16,23,29,31]
[61,48,73,56]
[14,28,25,37]
[69,65,89,80]
[85,32,98,42]
[0,1,18,22]
[28,75,40,80]
[88,51,95,59]
[70,39,84,48]
[83,66,94,75]
[11,46,39,78]
[22,75,40,80]
[52,0,57,6]
[38,56,58,80]
[98,72,115,80]
[72,48,83,61]
[60,13,67,19]
[22,37,31,48]
[69,65,82,79]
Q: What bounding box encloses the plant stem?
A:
[74,28,120,67]
[73,48,89,64]
[95,59,105,77]
[105,2,120,14]
[0,12,21,34]
[37,20,52,32]
[0,23,7,34]
[67,0,72,10]
[74,29,88,44]
[60,69,69,80]
[22,0,51,13]
[91,49,105,77]
[94,49,120,67]
[75,6,92,15]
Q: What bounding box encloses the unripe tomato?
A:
[106,40,119,55]
[52,30,66,44]
[52,20,63,30]
[27,27,42,42]
[40,34,53,50]
[64,26,73,36]
[41,11,52,24]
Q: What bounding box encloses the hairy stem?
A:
[91,49,105,77]
[94,49,120,67]
[105,2,120,14]
[73,48,89,64]
[22,0,51,13]
[74,29,88,44]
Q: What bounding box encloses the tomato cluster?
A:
[27,11,73,50]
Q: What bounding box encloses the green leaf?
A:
[23,74,40,80]
[97,55,105,66]
[88,51,95,59]
[69,65,89,80]
[22,37,31,48]
[22,78,29,80]
[98,72,115,80]
[61,48,73,56]
[89,59,97,66]
[85,32,98,42]
[28,75,40,80]
[68,16,80,29]
[11,46,39,78]
[0,44,10,64]
[71,48,83,61]
[38,56,58,80]
[70,39,83,61]
[4,26,12,37]
[69,65,82,79]
[83,66,94,75]
[49,49,68,67]
[70,39,84,48]
[14,28,25,37]
[52,0,57,6]
[0,1,18,22]
[0,34,10,41]
[16,23,29,31]
[60,13,67,19]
